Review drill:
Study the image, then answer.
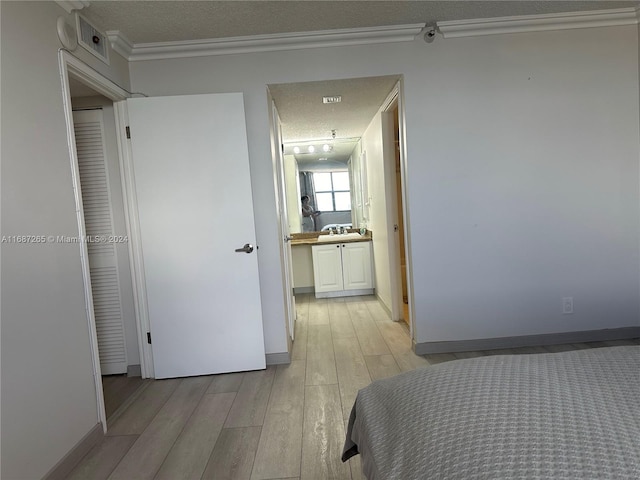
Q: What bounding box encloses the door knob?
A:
[284,236,293,242]
[235,243,254,254]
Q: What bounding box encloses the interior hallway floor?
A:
[66,294,640,480]
[102,374,148,420]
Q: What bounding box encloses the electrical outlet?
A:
[562,297,573,314]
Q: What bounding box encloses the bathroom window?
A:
[314,171,351,212]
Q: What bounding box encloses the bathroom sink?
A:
[317,232,362,242]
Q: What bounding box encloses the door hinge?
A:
[126,126,131,139]
[147,332,152,344]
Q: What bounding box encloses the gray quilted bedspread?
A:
[342,346,640,479]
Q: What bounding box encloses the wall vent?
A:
[76,13,109,64]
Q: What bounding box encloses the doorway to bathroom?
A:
[268,74,413,341]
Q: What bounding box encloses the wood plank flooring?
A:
[67,294,640,480]
[102,374,147,420]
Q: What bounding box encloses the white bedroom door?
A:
[127,93,265,379]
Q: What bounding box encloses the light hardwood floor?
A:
[67,294,640,480]
[102,375,147,420]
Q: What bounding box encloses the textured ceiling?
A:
[78,0,639,167]
[271,75,400,166]
[270,76,399,141]
[83,1,639,44]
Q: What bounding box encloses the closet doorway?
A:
[68,76,144,422]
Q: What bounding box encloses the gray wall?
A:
[130,24,640,350]
[1,2,131,478]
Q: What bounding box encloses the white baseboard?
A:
[414,327,640,355]
[293,286,314,294]
[315,288,374,299]
[266,352,291,365]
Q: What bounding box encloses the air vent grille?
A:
[76,14,109,64]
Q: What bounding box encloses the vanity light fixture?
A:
[289,140,339,156]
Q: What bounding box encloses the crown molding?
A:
[106,30,134,59]
[54,0,90,14]
[126,24,425,62]
[437,8,638,38]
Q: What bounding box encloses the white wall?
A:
[350,144,367,231]
[130,24,640,349]
[284,154,301,233]
[1,2,131,478]
[292,245,314,289]
[361,111,394,312]
[412,28,640,342]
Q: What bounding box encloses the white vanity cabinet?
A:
[312,241,374,297]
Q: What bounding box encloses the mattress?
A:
[342,346,640,479]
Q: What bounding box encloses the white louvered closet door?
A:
[73,109,128,375]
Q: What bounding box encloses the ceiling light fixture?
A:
[307,145,315,153]
[293,146,300,154]
[322,144,331,152]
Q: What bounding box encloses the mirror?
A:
[270,74,399,233]
[283,137,365,233]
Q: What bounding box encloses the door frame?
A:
[267,76,415,341]
[58,51,152,431]
[267,91,296,347]
[381,80,414,337]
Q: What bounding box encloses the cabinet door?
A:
[342,242,373,291]
[312,244,344,293]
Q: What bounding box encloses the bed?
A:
[342,346,640,479]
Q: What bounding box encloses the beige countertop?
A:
[290,230,372,246]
